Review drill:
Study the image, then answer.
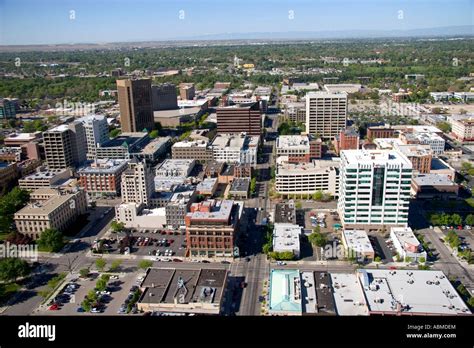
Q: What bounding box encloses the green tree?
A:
[109,260,122,272]
[37,228,64,252]
[451,214,463,226]
[418,257,426,264]
[465,214,474,226]
[138,260,152,270]
[308,232,327,247]
[250,177,257,196]
[95,258,107,272]
[110,221,125,233]
[0,258,30,283]
[312,191,323,201]
[149,130,159,138]
[0,187,30,234]
[79,268,90,278]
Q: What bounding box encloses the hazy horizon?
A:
[0,0,473,45]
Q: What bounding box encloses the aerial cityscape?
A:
[0,0,473,345]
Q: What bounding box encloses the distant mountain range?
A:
[175,25,473,41]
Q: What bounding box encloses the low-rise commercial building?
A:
[228,178,250,199]
[341,229,375,261]
[137,268,228,315]
[357,269,471,315]
[19,168,72,191]
[77,159,129,197]
[276,135,322,162]
[172,139,213,163]
[196,178,218,196]
[14,188,87,239]
[273,223,302,258]
[411,174,458,200]
[115,203,166,230]
[211,133,259,166]
[390,227,427,262]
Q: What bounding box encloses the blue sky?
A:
[0,0,472,45]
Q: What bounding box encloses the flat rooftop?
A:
[342,230,374,255]
[20,168,69,180]
[173,139,209,148]
[277,157,340,175]
[396,143,432,157]
[273,223,301,253]
[229,178,250,192]
[330,273,369,316]
[140,268,227,305]
[77,159,129,174]
[341,149,413,167]
[187,199,234,223]
[414,174,455,187]
[276,135,311,150]
[196,178,217,193]
[390,227,421,250]
[156,159,194,175]
[100,132,147,148]
[313,271,336,315]
[211,133,259,149]
[137,137,170,155]
[357,269,471,315]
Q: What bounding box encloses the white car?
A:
[90,307,102,313]
[276,261,286,266]
[161,257,172,262]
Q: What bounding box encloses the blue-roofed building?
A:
[268,269,302,315]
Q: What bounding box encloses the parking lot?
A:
[368,233,395,263]
[305,209,340,236]
[39,272,143,316]
[101,230,186,260]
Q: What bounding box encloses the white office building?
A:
[306,92,347,139]
[210,133,259,166]
[272,223,302,258]
[78,115,109,160]
[338,150,412,230]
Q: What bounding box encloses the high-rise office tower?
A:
[216,102,262,136]
[337,149,412,230]
[151,83,178,111]
[117,79,154,133]
[43,121,87,169]
[121,159,154,205]
[306,92,347,139]
[78,115,109,160]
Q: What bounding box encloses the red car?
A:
[389,266,397,270]
[169,239,174,244]
[49,304,60,310]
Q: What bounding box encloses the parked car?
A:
[76,306,85,313]
[90,307,102,313]
[49,304,60,311]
